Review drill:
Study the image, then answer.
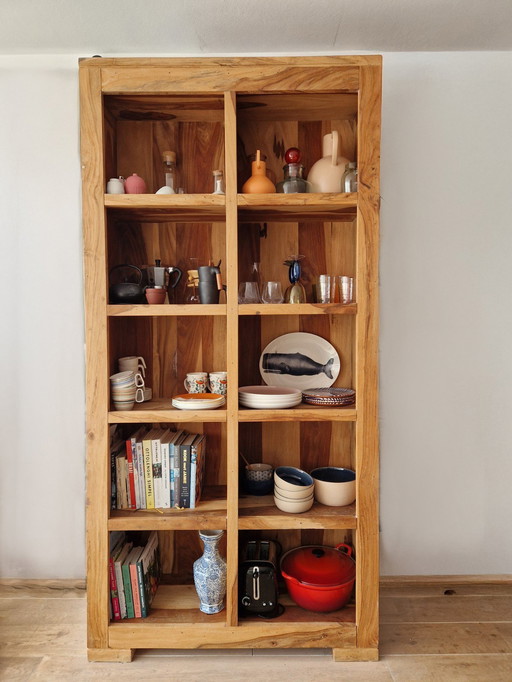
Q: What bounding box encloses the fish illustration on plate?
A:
[262,352,335,378]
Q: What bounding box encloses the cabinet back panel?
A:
[115,120,224,194]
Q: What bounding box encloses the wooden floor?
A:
[1,577,511,681]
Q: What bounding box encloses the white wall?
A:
[1,52,511,578]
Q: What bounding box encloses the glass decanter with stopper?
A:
[161,150,177,193]
[283,255,306,303]
[277,147,310,193]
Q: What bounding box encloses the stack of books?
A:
[109,530,161,620]
[110,426,207,510]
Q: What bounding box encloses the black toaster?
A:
[239,540,281,618]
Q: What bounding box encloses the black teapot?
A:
[109,264,145,304]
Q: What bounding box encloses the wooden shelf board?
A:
[236,93,358,122]
[238,406,356,422]
[238,497,356,529]
[108,586,356,648]
[239,303,357,316]
[237,193,357,222]
[104,94,225,122]
[108,400,227,423]
[108,487,227,530]
[105,194,225,222]
[107,304,226,317]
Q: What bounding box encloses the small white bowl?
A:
[274,482,314,499]
[311,467,356,507]
[273,495,314,514]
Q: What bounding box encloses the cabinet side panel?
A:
[355,64,382,651]
[80,64,109,650]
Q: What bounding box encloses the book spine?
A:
[143,438,155,509]
[108,557,121,621]
[122,563,134,619]
[190,444,197,508]
[126,438,138,509]
[136,559,147,618]
[180,444,191,508]
[173,444,180,508]
[130,562,142,618]
[152,437,162,508]
[135,440,146,509]
[161,442,171,509]
[114,554,127,619]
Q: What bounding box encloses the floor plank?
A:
[386,654,512,682]
[381,623,512,655]
[0,656,43,681]
[380,595,512,623]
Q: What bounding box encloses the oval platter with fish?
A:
[259,332,340,390]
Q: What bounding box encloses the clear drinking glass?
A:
[338,276,354,304]
[317,274,332,303]
[238,282,261,303]
[261,281,284,303]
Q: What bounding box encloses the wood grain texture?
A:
[354,63,382,652]
[79,63,110,652]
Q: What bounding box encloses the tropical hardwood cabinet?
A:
[79,56,381,662]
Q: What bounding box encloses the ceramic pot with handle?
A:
[306,131,350,193]
[280,543,355,612]
[109,264,145,304]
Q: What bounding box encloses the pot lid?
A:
[280,544,355,587]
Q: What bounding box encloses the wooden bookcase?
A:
[79,56,381,662]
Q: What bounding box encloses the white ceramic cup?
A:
[208,371,227,395]
[118,356,146,377]
[110,370,145,388]
[106,177,125,194]
[184,372,208,393]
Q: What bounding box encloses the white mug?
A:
[184,372,208,393]
[208,371,227,395]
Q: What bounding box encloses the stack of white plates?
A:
[172,393,225,410]
[239,386,302,409]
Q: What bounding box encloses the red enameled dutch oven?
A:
[280,543,355,612]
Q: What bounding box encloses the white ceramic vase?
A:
[306,131,349,193]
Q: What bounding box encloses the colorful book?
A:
[159,430,176,509]
[108,532,126,621]
[171,431,186,507]
[122,546,139,619]
[133,428,147,509]
[190,434,206,508]
[151,429,166,508]
[125,437,138,509]
[136,531,159,617]
[128,545,144,618]
[114,541,133,619]
[179,433,197,508]
[142,533,161,611]
[142,428,160,509]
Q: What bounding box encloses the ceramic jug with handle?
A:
[306,131,350,193]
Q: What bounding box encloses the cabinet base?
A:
[333,647,379,662]
[87,648,133,663]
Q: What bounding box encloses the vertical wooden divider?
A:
[354,62,382,655]
[80,64,111,653]
[224,91,239,627]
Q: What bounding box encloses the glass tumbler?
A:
[338,276,354,304]
[238,282,261,303]
[317,274,332,303]
[261,281,284,303]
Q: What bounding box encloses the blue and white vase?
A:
[193,530,226,614]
